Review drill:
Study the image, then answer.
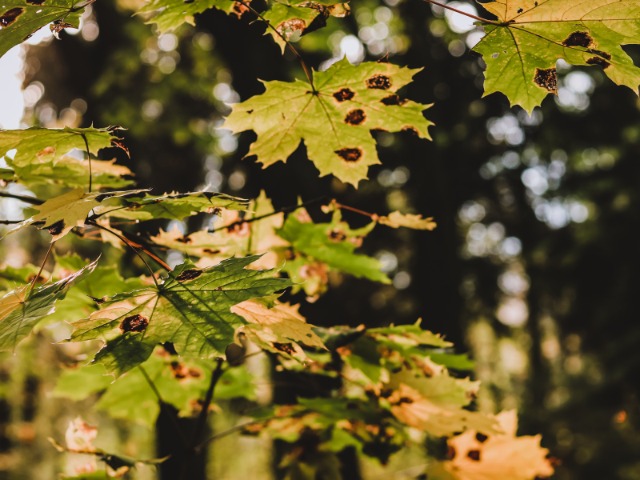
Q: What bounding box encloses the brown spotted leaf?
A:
[474,0,640,112]
[0,0,84,58]
[429,410,554,480]
[223,58,433,186]
[377,211,437,230]
[263,0,350,52]
[137,0,245,33]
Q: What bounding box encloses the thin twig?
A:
[80,132,93,193]
[0,191,44,205]
[88,220,165,286]
[332,200,378,220]
[237,0,316,91]
[28,242,54,294]
[139,365,189,447]
[422,0,502,26]
[194,420,262,453]
[191,358,225,447]
[0,219,23,225]
[208,196,326,233]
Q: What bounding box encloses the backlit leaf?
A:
[474,0,640,112]
[0,258,97,351]
[0,0,83,58]
[223,58,432,186]
[137,0,244,33]
[70,256,291,376]
[377,211,437,230]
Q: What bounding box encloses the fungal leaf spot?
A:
[120,314,149,333]
[586,56,610,69]
[381,94,407,106]
[46,220,65,236]
[533,67,557,93]
[344,109,366,125]
[467,449,481,461]
[562,31,593,48]
[333,87,355,102]
[366,74,392,90]
[0,7,23,27]
[335,147,362,162]
[25,0,46,4]
[176,268,203,282]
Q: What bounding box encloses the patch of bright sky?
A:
[0,46,25,129]
[444,1,478,34]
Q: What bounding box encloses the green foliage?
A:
[223,58,433,186]
[475,0,640,111]
[0,0,84,57]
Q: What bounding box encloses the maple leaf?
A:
[0,0,84,58]
[137,0,245,33]
[223,58,433,186]
[377,211,437,230]
[70,256,291,376]
[8,188,147,241]
[474,0,640,112]
[0,259,97,351]
[232,300,326,361]
[278,208,389,284]
[428,410,554,480]
[98,191,249,221]
[263,0,350,52]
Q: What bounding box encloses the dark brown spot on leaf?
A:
[533,67,557,93]
[446,446,456,459]
[586,56,610,68]
[344,109,366,125]
[0,8,23,27]
[467,449,481,461]
[277,18,307,39]
[475,432,489,443]
[517,7,523,13]
[176,268,202,282]
[335,147,362,162]
[50,19,73,38]
[333,88,355,102]
[397,396,413,404]
[273,342,296,355]
[562,31,593,48]
[366,74,392,90]
[202,248,221,254]
[381,94,407,106]
[46,220,65,236]
[25,0,45,4]
[177,236,191,244]
[120,314,149,333]
[587,49,611,60]
[328,229,347,242]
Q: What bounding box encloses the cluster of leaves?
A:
[3,0,638,477]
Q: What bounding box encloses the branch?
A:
[0,191,44,205]
[422,0,501,26]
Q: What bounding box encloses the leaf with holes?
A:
[70,256,291,376]
[98,191,249,221]
[474,0,640,112]
[0,0,85,58]
[0,258,97,351]
[428,410,554,480]
[223,58,432,186]
[137,0,246,33]
[263,0,349,52]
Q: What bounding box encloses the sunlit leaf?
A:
[0,0,84,58]
[70,256,291,376]
[137,0,245,33]
[0,258,97,351]
[223,58,432,186]
[475,0,640,112]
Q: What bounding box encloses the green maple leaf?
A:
[223,58,433,186]
[70,256,291,376]
[137,0,243,33]
[0,0,85,58]
[99,191,249,221]
[263,0,350,52]
[278,209,389,284]
[474,0,640,112]
[0,258,97,351]
[0,127,128,188]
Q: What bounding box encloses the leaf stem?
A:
[0,191,44,205]
[236,0,316,92]
[28,242,54,295]
[79,132,93,193]
[331,200,379,220]
[421,0,501,26]
[208,196,326,233]
[88,220,167,286]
